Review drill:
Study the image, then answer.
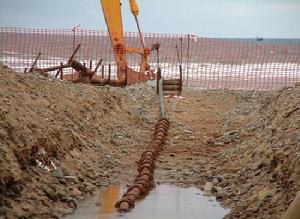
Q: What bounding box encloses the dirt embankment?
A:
[159,87,299,218]
[1,64,299,219]
[0,65,159,218]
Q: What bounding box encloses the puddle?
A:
[64,184,230,219]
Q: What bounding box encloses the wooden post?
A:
[101,65,105,79]
[60,62,63,80]
[94,59,103,74]
[108,64,111,85]
[54,62,62,78]
[89,60,93,69]
[70,60,94,80]
[33,64,70,73]
[28,52,41,72]
[55,69,61,78]
[186,34,190,86]
[179,64,183,96]
[68,44,81,64]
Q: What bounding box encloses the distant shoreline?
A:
[221,38,300,45]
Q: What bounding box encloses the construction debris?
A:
[22,44,133,87]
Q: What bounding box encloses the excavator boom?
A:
[100,0,153,84]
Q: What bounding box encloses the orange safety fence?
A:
[1,27,300,90]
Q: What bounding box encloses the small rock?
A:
[67,199,77,209]
[256,160,270,170]
[205,171,213,179]
[221,135,235,145]
[182,172,190,177]
[258,188,274,201]
[51,168,64,178]
[0,206,10,216]
[61,167,71,176]
[212,178,220,185]
[64,176,78,183]
[77,174,85,182]
[247,205,259,213]
[174,136,180,140]
[204,182,213,191]
[215,189,229,201]
[71,188,82,197]
[43,186,58,201]
[207,139,216,146]
[11,183,21,195]
[188,136,195,140]
[56,189,67,200]
[214,186,223,193]
[183,129,193,134]
[105,155,111,159]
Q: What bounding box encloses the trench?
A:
[65,80,231,218]
[64,184,229,219]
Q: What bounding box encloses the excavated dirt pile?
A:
[0,65,159,218]
[1,63,299,219]
[218,87,300,219]
[160,86,299,219]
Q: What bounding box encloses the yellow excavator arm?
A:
[100,0,153,84]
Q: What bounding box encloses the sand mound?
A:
[0,65,159,218]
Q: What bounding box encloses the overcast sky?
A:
[0,0,300,38]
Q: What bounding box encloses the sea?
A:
[224,38,300,45]
[0,30,299,90]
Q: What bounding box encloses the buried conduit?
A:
[115,68,170,212]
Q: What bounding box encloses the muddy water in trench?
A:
[64,184,229,219]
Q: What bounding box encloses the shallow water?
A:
[64,184,229,219]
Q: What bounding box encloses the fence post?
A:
[186,34,190,86]
[179,65,183,95]
[60,62,63,80]
[102,65,105,78]
[157,67,161,94]
[89,60,93,69]
[108,64,111,85]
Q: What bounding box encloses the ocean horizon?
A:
[223,38,300,45]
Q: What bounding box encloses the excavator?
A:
[28,0,154,86]
[30,0,181,92]
[100,0,154,84]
